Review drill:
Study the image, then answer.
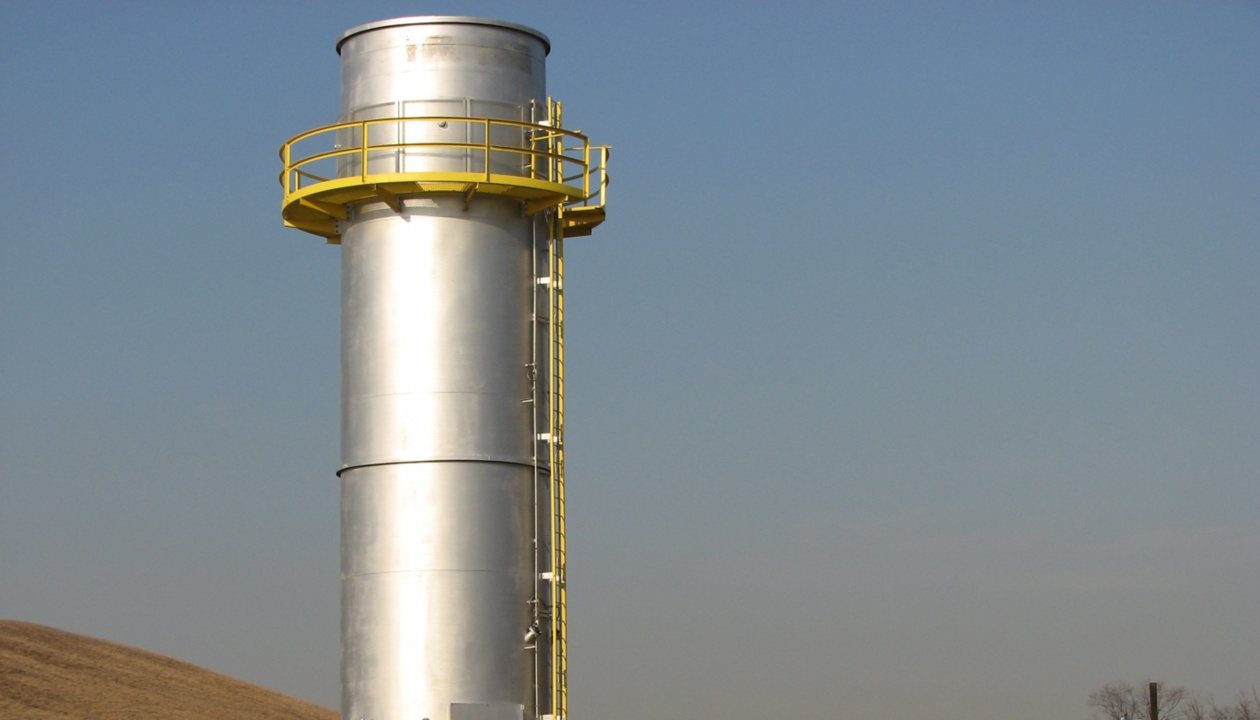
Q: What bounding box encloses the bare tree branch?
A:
[1088,682,1213,720]
[1091,682,1143,720]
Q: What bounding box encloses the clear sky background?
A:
[1,2,1256,719]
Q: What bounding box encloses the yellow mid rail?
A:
[279,111,608,243]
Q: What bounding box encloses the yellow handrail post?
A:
[360,121,369,182]
[601,147,609,208]
[583,141,590,202]
[484,118,492,181]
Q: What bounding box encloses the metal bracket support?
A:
[371,184,402,213]
[297,197,347,220]
[524,195,564,215]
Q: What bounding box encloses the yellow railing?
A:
[279,115,606,206]
[579,144,611,212]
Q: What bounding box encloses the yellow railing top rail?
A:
[278,115,601,200]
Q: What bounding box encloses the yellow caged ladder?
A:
[547,205,569,720]
[535,98,607,720]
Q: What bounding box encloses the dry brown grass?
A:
[0,620,337,720]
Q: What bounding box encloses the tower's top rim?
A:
[336,16,551,55]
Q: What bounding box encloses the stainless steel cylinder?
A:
[335,17,551,720]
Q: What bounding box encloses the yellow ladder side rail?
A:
[548,95,569,720]
[557,237,567,720]
[548,202,569,720]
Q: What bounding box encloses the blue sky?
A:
[1,2,1256,718]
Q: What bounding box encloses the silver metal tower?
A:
[278,16,608,720]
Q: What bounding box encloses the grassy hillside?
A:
[0,620,337,720]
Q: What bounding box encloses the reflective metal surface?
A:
[337,16,550,55]
[335,18,550,720]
